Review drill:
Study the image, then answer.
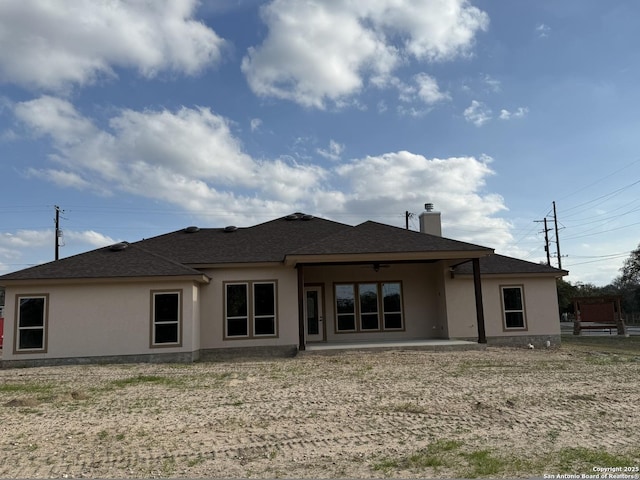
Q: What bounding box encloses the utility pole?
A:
[553,201,562,270]
[543,217,551,266]
[54,205,62,261]
[534,218,552,265]
[405,211,411,230]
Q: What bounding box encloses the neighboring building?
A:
[0,209,567,367]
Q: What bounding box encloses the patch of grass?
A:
[110,374,183,388]
[371,442,538,478]
[0,383,55,395]
[562,335,640,356]
[97,430,109,441]
[462,449,506,478]
[160,455,176,476]
[372,439,463,474]
[554,447,638,473]
[187,453,206,467]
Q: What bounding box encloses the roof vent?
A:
[425,203,434,212]
[285,214,300,221]
[224,225,238,232]
[301,214,314,221]
[184,226,200,233]
[109,242,129,252]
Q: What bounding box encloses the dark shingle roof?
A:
[0,214,558,282]
[0,242,206,281]
[453,254,567,276]
[289,221,492,256]
[136,215,353,264]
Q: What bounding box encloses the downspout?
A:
[472,258,487,343]
[297,264,306,351]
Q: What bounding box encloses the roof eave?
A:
[0,274,211,287]
[284,250,493,266]
[454,271,567,279]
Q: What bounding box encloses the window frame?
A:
[252,282,277,337]
[500,285,528,331]
[334,281,404,334]
[224,280,278,340]
[14,293,49,354]
[150,289,182,348]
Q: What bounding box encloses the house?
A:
[0,209,567,367]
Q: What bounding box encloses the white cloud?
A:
[13,96,511,248]
[334,151,511,247]
[414,73,451,105]
[64,230,116,248]
[536,23,551,38]
[0,0,226,92]
[0,228,116,272]
[13,96,330,214]
[250,118,263,132]
[482,74,501,92]
[242,0,488,108]
[499,107,529,120]
[26,168,94,191]
[0,229,50,251]
[317,140,345,161]
[464,100,492,126]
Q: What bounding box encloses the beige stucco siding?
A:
[445,275,561,339]
[198,266,299,349]
[2,281,199,361]
[303,262,448,342]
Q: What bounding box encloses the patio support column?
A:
[473,258,487,344]
[297,264,306,351]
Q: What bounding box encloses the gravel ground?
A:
[1,345,639,478]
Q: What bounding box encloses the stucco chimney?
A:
[419,203,442,236]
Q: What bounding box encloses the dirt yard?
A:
[1,341,639,478]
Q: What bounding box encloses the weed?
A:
[97,430,109,441]
[462,449,506,478]
[547,429,560,444]
[160,455,176,476]
[110,375,182,388]
[391,402,429,415]
[568,393,596,401]
[187,453,206,467]
[371,439,463,474]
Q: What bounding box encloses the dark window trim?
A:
[223,280,279,340]
[500,284,528,331]
[150,289,183,348]
[334,281,405,334]
[14,293,49,354]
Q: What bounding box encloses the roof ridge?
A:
[129,242,204,275]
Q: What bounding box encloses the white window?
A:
[15,294,48,352]
[151,291,181,346]
[335,282,404,333]
[501,285,527,330]
[225,281,277,339]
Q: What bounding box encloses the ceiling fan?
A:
[360,262,391,272]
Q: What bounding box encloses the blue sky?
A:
[1,0,640,286]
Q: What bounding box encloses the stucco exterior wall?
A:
[2,281,200,362]
[445,274,561,342]
[303,262,448,342]
[198,266,299,349]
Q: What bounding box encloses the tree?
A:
[620,243,640,285]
